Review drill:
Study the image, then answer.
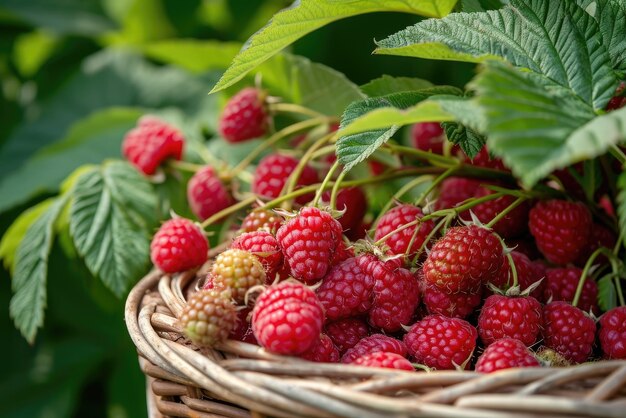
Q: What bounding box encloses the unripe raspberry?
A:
[179,289,237,347]
[211,249,266,304]
[231,231,282,281]
[240,208,283,234]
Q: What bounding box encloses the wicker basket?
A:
[125,264,626,418]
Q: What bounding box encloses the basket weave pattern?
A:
[125,266,626,418]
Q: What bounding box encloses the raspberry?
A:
[322,187,367,234]
[357,254,420,332]
[423,225,505,293]
[463,146,507,171]
[211,249,266,304]
[543,267,599,314]
[368,160,387,176]
[229,307,257,345]
[179,289,237,347]
[187,166,232,221]
[300,334,340,363]
[122,116,184,175]
[252,282,324,355]
[542,301,595,363]
[325,318,369,354]
[341,334,407,363]
[151,218,208,273]
[411,122,445,154]
[240,208,283,234]
[374,204,434,263]
[219,87,268,142]
[435,177,482,211]
[528,199,592,265]
[462,187,530,239]
[316,257,374,321]
[276,207,343,284]
[598,306,626,359]
[507,238,542,261]
[352,352,414,371]
[331,240,355,266]
[478,294,542,346]
[606,81,626,111]
[231,231,282,281]
[475,338,540,373]
[421,280,482,319]
[491,251,545,298]
[576,223,616,266]
[252,154,319,205]
[404,315,477,370]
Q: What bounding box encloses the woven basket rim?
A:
[125,267,626,418]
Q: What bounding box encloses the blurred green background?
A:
[0,1,473,417]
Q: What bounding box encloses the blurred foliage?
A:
[0,0,476,417]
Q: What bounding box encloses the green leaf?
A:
[375,0,618,110]
[103,0,175,45]
[142,39,242,73]
[13,30,60,77]
[0,108,143,213]
[442,122,486,158]
[360,75,433,97]
[617,170,626,253]
[597,274,617,312]
[471,62,600,186]
[9,195,69,343]
[577,0,626,70]
[336,88,459,172]
[0,199,53,273]
[0,0,117,36]
[210,0,459,93]
[69,161,157,297]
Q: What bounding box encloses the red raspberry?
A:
[576,223,616,266]
[374,204,435,263]
[231,231,282,281]
[435,177,482,211]
[300,334,340,363]
[542,301,595,363]
[325,318,369,354]
[252,282,324,355]
[357,254,420,332]
[606,82,626,111]
[341,334,407,363]
[463,146,507,171]
[528,199,592,265]
[352,352,414,371]
[151,218,208,273]
[122,116,184,175]
[411,122,445,154]
[322,187,367,234]
[404,315,477,370]
[462,187,530,239]
[368,160,387,176]
[276,207,343,284]
[491,251,545,298]
[240,208,283,234]
[423,225,505,293]
[219,87,268,143]
[478,294,542,346]
[331,240,354,266]
[421,281,482,319]
[598,306,626,359]
[316,257,374,321]
[475,338,540,373]
[179,289,237,347]
[211,249,266,304]
[544,267,599,314]
[507,238,542,260]
[229,307,257,345]
[252,154,319,205]
[187,166,232,221]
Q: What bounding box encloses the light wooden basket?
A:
[125,265,626,418]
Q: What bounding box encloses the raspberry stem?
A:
[200,195,258,228]
[505,250,518,288]
[383,143,461,168]
[330,169,348,211]
[574,247,624,307]
[485,196,527,229]
[268,102,330,119]
[228,116,333,178]
[168,160,205,172]
[411,216,450,262]
[373,175,434,229]
[312,160,340,207]
[610,145,626,166]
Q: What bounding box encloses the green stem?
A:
[374,219,421,247]
[312,160,340,207]
[229,116,331,177]
[419,191,507,224]
[505,251,518,288]
[384,143,460,167]
[373,176,433,229]
[573,247,610,307]
[330,169,348,211]
[414,166,459,208]
[268,102,328,119]
[168,160,205,173]
[282,132,334,210]
[411,216,450,263]
[200,195,257,229]
[610,145,626,167]
[485,196,527,229]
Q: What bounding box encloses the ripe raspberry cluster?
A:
[126,92,625,373]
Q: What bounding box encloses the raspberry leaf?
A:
[618,171,626,252]
[360,75,433,97]
[597,274,618,312]
[472,62,626,186]
[442,122,486,159]
[69,161,158,297]
[209,0,459,93]
[576,0,626,70]
[376,0,619,110]
[9,195,69,343]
